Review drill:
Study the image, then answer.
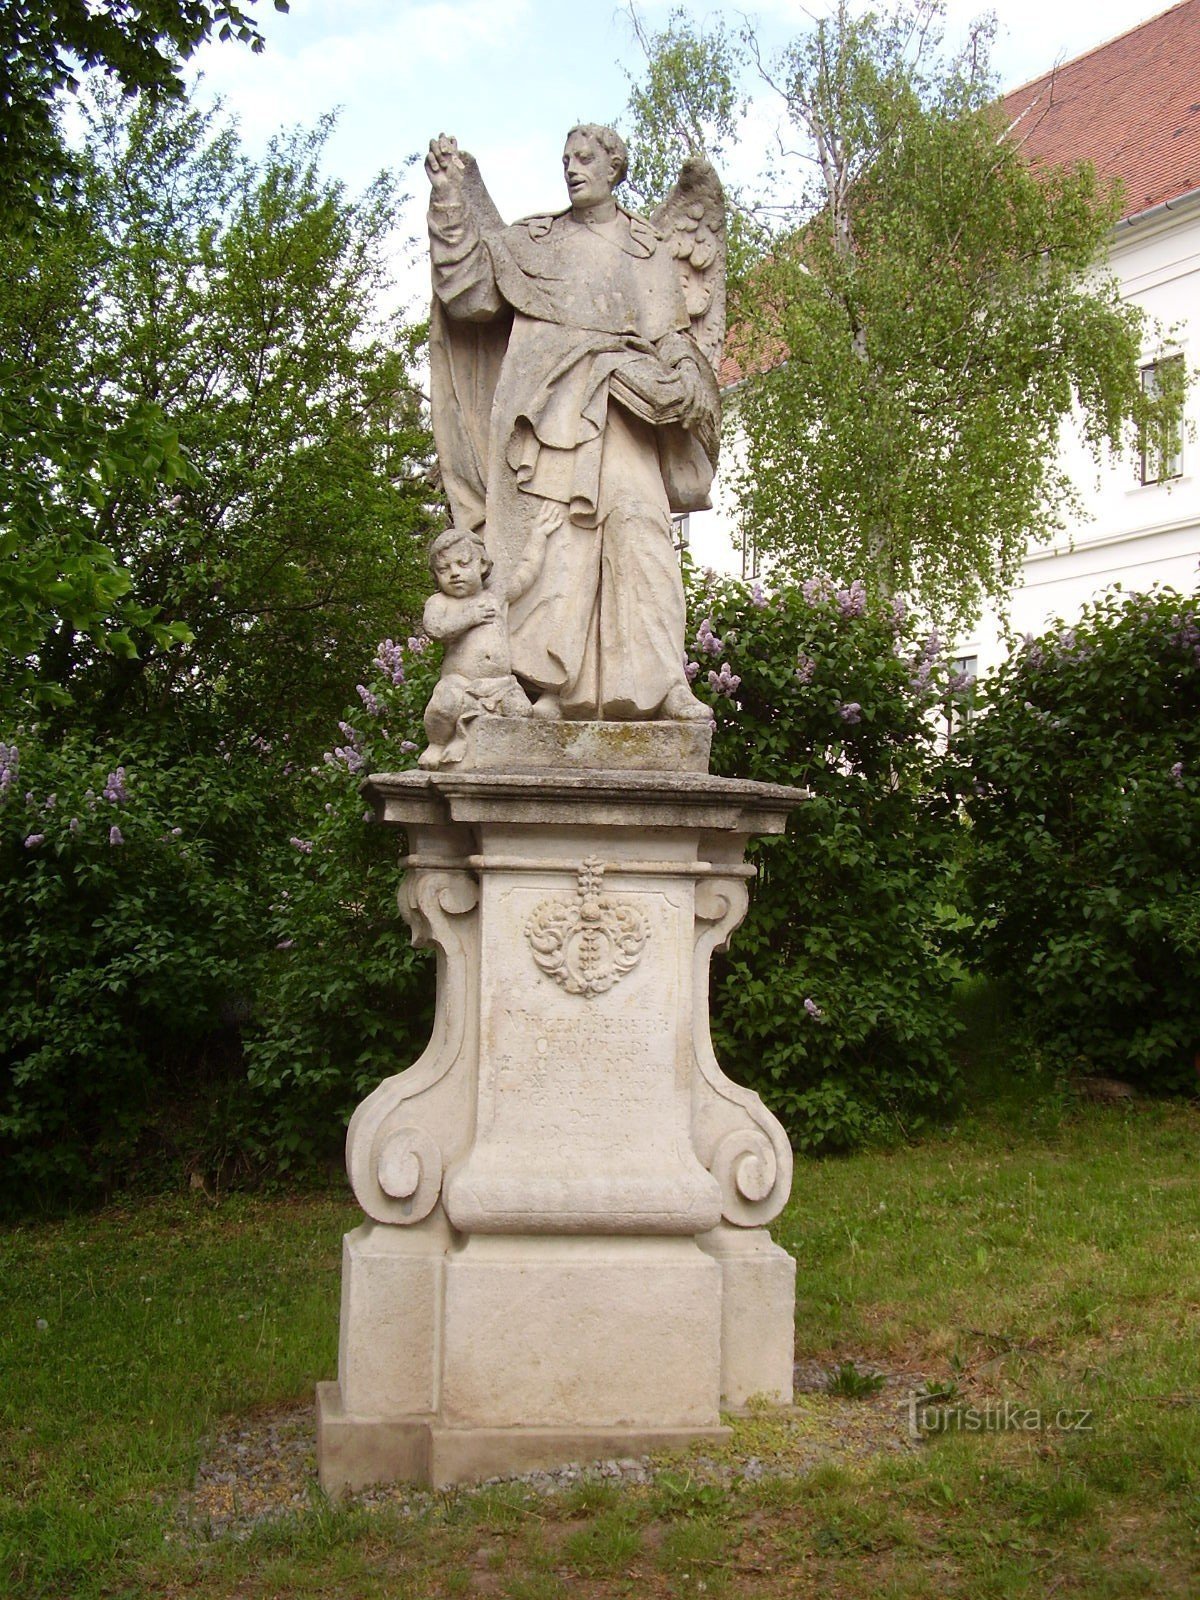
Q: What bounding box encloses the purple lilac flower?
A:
[374,639,406,686]
[399,740,419,754]
[276,939,295,950]
[1021,634,1045,670]
[804,997,824,1020]
[802,573,832,606]
[325,746,365,774]
[250,734,273,756]
[749,580,767,609]
[356,683,384,717]
[708,661,741,697]
[1170,611,1199,654]
[407,634,430,655]
[325,721,367,774]
[836,579,867,619]
[1170,761,1184,785]
[837,701,863,724]
[684,660,701,683]
[889,595,908,628]
[0,741,17,793]
[108,825,124,846]
[362,809,373,822]
[909,629,943,693]
[694,617,724,657]
[795,653,816,685]
[24,832,45,849]
[103,767,128,804]
[948,671,972,695]
[68,817,80,834]
[290,836,314,854]
[43,793,56,810]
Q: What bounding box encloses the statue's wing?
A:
[650,155,726,374]
[428,150,512,533]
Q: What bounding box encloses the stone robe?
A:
[429,195,719,719]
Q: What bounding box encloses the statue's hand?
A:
[425,133,465,203]
[472,595,499,624]
[675,359,707,429]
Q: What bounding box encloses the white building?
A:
[688,0,1200,678]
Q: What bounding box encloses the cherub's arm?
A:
[505,500,564,601]
[424,591,498,641]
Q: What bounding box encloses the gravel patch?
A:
[173,1359,929,1543]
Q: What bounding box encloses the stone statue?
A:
[424,124,726,728]
[419,503,562,769]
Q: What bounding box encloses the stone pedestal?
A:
[317,725,805,1493]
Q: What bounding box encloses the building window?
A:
[1139,355,1185,484]
[671,514,690,554]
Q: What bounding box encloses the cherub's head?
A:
[429,526,492,598]
[563,124,628,210]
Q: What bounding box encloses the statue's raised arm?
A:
[426,125,725,730]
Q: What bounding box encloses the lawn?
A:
[2,1090,1197,1598]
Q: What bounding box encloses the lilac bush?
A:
[683,562,965,1151]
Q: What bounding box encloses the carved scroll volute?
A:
[691,873,794,1229]
[346,866,479,1225]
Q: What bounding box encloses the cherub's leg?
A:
[419,677,466,769]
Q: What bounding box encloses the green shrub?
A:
[959,586,1200,1091]
[242,636,443,1168]
[685,566,965,1150]
[0,726,274,1200]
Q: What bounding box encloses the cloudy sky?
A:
[183,0,1179,310]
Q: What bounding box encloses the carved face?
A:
[434,538,486,598]
[562,131,617,211]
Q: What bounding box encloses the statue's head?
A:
[429,526,491,596]
[563,124,628,210]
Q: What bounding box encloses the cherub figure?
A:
[419,499,563,768]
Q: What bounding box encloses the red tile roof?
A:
[1002,0,1200,219]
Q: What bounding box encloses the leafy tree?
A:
[2,86,434,752]
[0,0,288,219]
[0,89,437,1202]
[624,0,1175,632]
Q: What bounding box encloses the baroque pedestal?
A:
[317,725,805,1492]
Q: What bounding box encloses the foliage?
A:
[243,636,444,1169]
[0,0,288,221]
[0,724,273,1197]
[1,87,434,748]
[684,564,965,1150]
[624,0,1175,632]
[958,585,1200,1092]
[0,88,437,1200]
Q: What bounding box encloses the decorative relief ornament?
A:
[525,856,649,997]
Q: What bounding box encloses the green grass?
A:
[2,1092,1199,1598]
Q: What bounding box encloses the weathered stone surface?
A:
[318,759,803,1493]
[418,126,726,759]
[465,716,712,773]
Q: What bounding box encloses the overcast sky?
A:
[182,0,1178,311]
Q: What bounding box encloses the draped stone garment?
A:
[429,197,719,719]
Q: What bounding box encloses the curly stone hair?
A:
[428,525,492,581]
[565,123,629,188]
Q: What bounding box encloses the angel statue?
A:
[425,123,726,723]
